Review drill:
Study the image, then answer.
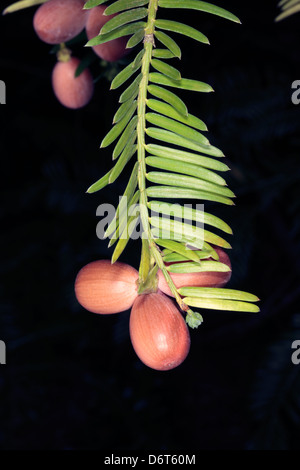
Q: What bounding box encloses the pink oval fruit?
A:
[75,260,139,314]
[52,57,94,109]
[130,292,190,371]
[33,0,87,44]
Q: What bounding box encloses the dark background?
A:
[0,0,300,450]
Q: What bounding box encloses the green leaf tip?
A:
[84,0,107,9]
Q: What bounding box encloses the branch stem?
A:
[136,0,188,311]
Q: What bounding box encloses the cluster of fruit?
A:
[32,0,127,109]
[75,249,231,371]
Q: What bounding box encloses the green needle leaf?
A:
[119,73,143,102]
[3,0,48,15]
[146,99,207,131]
[154,31,182,58]
[149,72,214,93]
[178,287,260,302]
[132,49,145,68]
[104,162,139,239]
[146,171,235,198]
[145,113,209,146]
[147,84,188,116]
[151,228,220,252]
[145,143,228,171]
[113,116,138,159]
[148,200,233,235]
[275,4,300,21]
[126,28,145,48]
[155,19,210,44]
[146,186,234,205]
[152,49,176,59]
[183,298,260,313]
[152,216,204,248]
[145,156,226,186]
[104,0,149,15]
[158,0,241,24]
[163,251,213,262]
[86,22,146,47]
[101,100,137,148]
[111,210,140,263]
[86,169,112,194]
[109,141,137,184]
[111,51,143,89]
[151,216,197,244]
[150,216,231,248]
[108,191,140,246]
[146,127,224,156]
[198,242,219,259]
[281,0,300,11]
[84,0,107,9]
[100,7,148,35]
[155,239,202,263]
[167,260,231,273]
[151,59,181,81]
[139,237,152,284]
[113,99,137,124]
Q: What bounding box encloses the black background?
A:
[0,0,300,450]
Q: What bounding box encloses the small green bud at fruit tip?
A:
[186,310,203,329]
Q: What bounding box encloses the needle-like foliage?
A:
[85,0,259,326]
[275,0,300,21]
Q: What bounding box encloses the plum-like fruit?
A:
[85,5,128,62]
[52,57,94,109]
[33,0,87,44]
[130,292,190,371]
[158,247,232,297]
[75,260,139,314]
